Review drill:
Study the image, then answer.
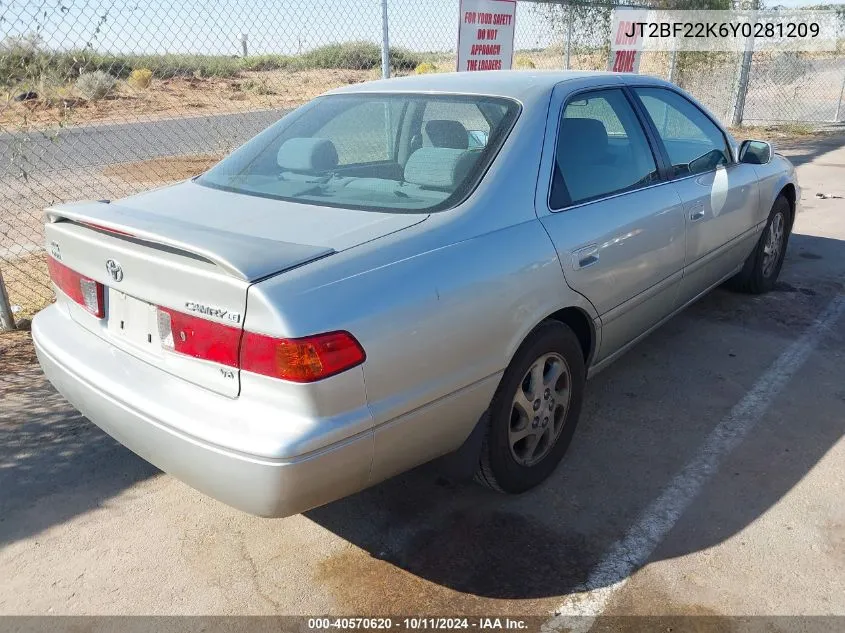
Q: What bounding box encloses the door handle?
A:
[688,201,706,221]
[573,245,599,269]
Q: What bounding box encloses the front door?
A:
[630,87,762,305]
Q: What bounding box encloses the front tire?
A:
[475,321,585,493]
[730,194,791,294]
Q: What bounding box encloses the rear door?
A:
[630,86,761,305]
[536,83,687,363]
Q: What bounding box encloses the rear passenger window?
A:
[550,89,659,209]
[634,87,730,178]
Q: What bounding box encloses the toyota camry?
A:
[33,71,799,516]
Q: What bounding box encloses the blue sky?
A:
[1,0,840,55]
[1,0,550,54]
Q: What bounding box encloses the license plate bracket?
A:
[107,289,162,354]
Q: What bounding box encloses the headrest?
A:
[404,147,477,190]
[558,118,608,162]
[425,120,469,149]
[276,137,338,172]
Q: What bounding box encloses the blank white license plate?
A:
[107,289,162,354]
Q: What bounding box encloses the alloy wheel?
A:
[762,211,785,278]
[508,352,572,467]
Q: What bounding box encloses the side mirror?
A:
[467,130,489,149]
[739,139,773,165]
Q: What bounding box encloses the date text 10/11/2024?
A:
[307,617,529,630]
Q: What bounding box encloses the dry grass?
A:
[729,123,836,143]
[101,154,223,184]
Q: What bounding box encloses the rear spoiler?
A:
[46,201,334,282]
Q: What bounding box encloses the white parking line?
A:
[543,294,845,633]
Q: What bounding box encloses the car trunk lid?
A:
[44,188,426,397]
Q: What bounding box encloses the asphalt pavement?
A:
[0,109,287,177]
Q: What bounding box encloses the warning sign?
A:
[608,9,647,73]
[457,0,517,72]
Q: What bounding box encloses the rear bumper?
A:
[32,305,373,517]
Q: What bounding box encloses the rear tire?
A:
[475,321,585,493]
[730,194,791,294]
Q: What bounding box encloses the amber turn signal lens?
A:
[241,330,366,383]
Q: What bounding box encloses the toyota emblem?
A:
[105,259,123,282]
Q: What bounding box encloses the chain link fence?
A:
[1,0,843,324]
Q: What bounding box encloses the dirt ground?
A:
[100,154,223,184]
[0,328,36,368]
[1,253,51,320]
[0,68,380,131]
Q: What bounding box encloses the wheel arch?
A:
[542,306,596,366]
[441,303,598,484]
[778,183,797,232]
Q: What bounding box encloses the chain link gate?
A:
[1,0,842,326]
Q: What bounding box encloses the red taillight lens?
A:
[241,330,366,383]
[156,307,241,367]
[47,257,104,318]
[156,305,365,382]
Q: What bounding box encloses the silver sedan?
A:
[33,71,799,516]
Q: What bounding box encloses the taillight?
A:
[156,307,241,367]
[241,330,366,383]
[47,257,104,318]
[155,306,365,383]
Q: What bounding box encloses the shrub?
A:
[301,42,420,71]
[302,42,380,69]
[72,54,243,80]
[241,54,298,72]
[76,70,116,100]
[415,62,438,74]
[0,34,50,87]
[241,78,276,95]
[515,55,536,69]
[387,47,421,71]
[0,43,425,89]
[127,68,153,89]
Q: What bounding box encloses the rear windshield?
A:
[197,93,520,213]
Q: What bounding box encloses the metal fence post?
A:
[732,45,754,127]
[667,48,678,84]
[0,269,16,331]
[731,47,753,127]
[835,69,845,123]
[731,6,757,127]
[564,7,573,70]
[380,0,390,79]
